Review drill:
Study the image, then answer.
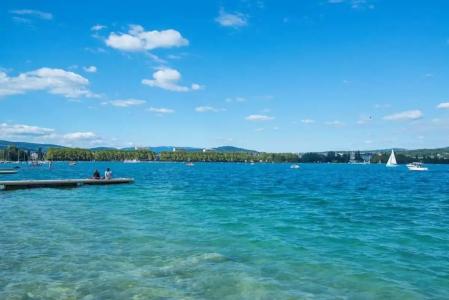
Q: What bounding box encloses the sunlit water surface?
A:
[1,162,449,299]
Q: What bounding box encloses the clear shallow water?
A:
[1,162,449,299]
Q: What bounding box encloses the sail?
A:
[386,150,397,166]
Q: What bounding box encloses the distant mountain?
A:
[0,140,256,154]
[213,146,257,153]
[90,147,118,151]
[0,140,64,152]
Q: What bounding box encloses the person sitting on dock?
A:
[105,168,112,180]
[92,169,100,179]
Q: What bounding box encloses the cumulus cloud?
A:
[147,107,175,114]
[437,102,449,109]
[9,9,53,20]
[108,98,146,107]
[301,119,315,124]
[383,110,423,121]
[195,106,225,113]
[0,123,54,137]
[91,24,106,31]
[83,66,97,73]
[142,68,201,92]
[106,25,188,52]
[63,131,97,141]
[0,122,107,146]
[0,68,96,98]
[245,114,274,121]
[215,9,247,27]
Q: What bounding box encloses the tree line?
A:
[45,148,156,161]
[43,148,300,163]
[2,146,449,164]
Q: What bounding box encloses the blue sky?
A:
[1,0,449,152]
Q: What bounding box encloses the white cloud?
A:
[437,102,449,109]
[9,9,53,20]
[83,66,97,73]
[245,114,274,121]
[383,110,423,121]
[195,106,225,113]
[91,24,106,31]
[301,119,315,124]
[0,123,54,137]
[142,68,201,92]
[63,131,97,141]
[0,68,96,98]
[191,83,203,90]
[0,123,108,146]
[147,107,175,114]
[108,98,146,107]
[106,25,188,52]
[215,9,248,27]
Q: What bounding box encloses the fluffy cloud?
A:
[91,24,106,31]
[9,9,53,20]
[106,25,188,52]
[83,66,97,73]
[108,98,146,107]
[0,122,106,146]
[0,68,96,98]
[383,110,422,121]
[142,68,201,92]
[437,102,449,109]
[195,106,225,113]
[215,9,247,27]
[0,123,54,137]
[147,107,175,114]
[63,131,97,141]
[245,114,274,121]
[301,119,315,124]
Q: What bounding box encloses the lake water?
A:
[1,162,449,299]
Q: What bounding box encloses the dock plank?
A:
[0,178,134,191]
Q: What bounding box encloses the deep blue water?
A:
[1,162,449,299]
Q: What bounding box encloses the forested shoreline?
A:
[2,145,449,164]
[44,148,300,163]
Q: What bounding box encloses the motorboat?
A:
[124,159,140,163]
[407,162,428,171]
[290,164,300,169]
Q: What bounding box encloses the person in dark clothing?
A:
[92,169,100,179]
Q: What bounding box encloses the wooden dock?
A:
[0,169,18,175]
[0,178,134,191]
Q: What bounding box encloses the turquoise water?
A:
[1,162,449,299]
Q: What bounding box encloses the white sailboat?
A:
[386,150,397,167]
